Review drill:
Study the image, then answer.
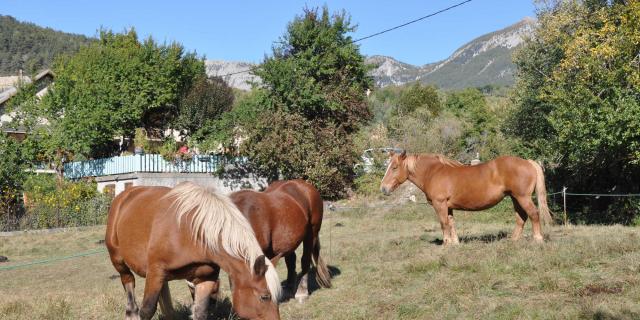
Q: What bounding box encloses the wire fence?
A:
[2,186,639,273]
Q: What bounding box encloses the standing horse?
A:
[233,179,331,302]
[106,182,281,320]
[380,150,552,244]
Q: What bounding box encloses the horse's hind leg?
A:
[448,209,460,244]
[284,252,297,298]
[513,195,544,242]
[510,196,528,241]
[295,235,313,303]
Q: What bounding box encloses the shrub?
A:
[20,175,110,229]
[353,172,385,198]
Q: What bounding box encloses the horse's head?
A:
[230,255,280,320]
[380,149,408,196]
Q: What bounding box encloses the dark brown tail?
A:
[312,240,332,288]
[528,160,553,225]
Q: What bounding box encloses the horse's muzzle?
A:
[380,186,391,196]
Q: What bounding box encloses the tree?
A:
[0,134,26,227]
[507,0,640,223]
[176,76,234,135]
[395,82,441,117]
[39,29,204,159]
[239,7,373,199]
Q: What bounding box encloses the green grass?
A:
[1,204,640,319]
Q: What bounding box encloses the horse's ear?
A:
[400,149,407,159]
[254,255,268,277]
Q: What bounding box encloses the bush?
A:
[353,172,385,198]
[19,175,110,229]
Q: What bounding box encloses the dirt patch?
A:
[578,283,623,296]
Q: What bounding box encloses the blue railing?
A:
[63,154,222,179]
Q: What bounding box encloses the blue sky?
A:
[2,0,536,66]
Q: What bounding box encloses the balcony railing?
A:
[63,154,222,179]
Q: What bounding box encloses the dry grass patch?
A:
[1,205,640,319]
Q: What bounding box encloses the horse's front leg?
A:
[139,266,167,320]
[432,200,453,245]
[192,280,220,320]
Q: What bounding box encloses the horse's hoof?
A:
[295,295,308,303]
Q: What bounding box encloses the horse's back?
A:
[232,180,323,256]
[492,156,537,194]
[451,155,536,195]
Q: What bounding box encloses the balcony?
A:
[63,154,222,179]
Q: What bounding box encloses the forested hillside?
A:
[0,15,93,75]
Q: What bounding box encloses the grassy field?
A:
[1,203,640,319]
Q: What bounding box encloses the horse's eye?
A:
[260,294,271,302]
[392,166,398,170]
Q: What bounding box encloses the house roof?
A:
[0,87,18,105]
[0,69,54,105]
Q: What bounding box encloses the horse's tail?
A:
[158,281,176,318]
[528,160,553,225]
[312,239,332,288]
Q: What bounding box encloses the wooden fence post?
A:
[562,186,568,225]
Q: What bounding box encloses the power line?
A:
[212,0,473,78]
[352,0,473,43]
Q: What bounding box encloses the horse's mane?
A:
[166,182,281,301]
[435,154,464,167]
[406,153,464,174]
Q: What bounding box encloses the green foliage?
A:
[360,83,516,172]
[0,134,26,221]
[507,0,640,223]
[176,76,234,135]
[133,128,148,150]
[444,88,515,162]
[396,82,441,118]
[353,171,385,198]
[159,138,178,162]
[21,175,109,229]
[232,7,372,199]
[192,89,269,153]
[0,15,93,75]
[38,29,205,159]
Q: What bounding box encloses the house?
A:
[0,69,54,141]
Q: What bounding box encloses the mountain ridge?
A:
[207,18,535,90]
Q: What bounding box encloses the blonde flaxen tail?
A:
[528,160,553,225]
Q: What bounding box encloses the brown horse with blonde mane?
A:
[380,151,552,244]
[231,179,331,302]
[106,182,281,320]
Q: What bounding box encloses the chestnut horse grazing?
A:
[232,179,331,302]
[106,182,281,320]
[380,151,552,244]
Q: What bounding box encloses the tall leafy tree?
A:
[240,7,373,198]
[507,0,640,223]
[176,76,234,135]
[40,29,204,159]
[395,82,441,117]
[0,134,26,225]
